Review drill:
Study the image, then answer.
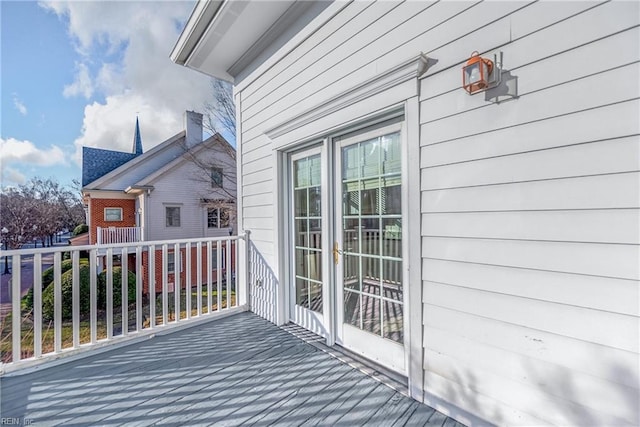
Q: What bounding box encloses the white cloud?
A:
[63,62,94,99]
[72,93,182,163]
[0,137,68,186]
[12,94,27,115]
[0,138,67,167]
[40,1,214,163]
[1,167,27,186]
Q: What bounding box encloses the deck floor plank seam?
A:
[0,313,462,426]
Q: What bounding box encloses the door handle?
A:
[333,241,343,265]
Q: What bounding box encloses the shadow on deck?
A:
[1,312,461,426]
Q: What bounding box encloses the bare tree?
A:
[0,177,85,248]
[203,78,236,141]
[179,132,238,233]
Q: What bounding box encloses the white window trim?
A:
[104,207,123,222]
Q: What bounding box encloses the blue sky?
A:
[1,1,213,188]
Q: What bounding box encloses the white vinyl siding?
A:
[416,1,639,426]
[144,144,236,241]
[232,1,639,425]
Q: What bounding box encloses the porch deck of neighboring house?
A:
[1,312,461,427]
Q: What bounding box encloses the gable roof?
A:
[134,133,234,187]
[82,146,138,187]
[82,131,186,191]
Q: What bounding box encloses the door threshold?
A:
[280,322,408,397]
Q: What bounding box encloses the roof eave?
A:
[170,0,225,67]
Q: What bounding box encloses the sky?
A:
[0,0,215,189]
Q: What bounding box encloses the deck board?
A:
[1,312,460,426]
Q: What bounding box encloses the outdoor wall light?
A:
[462,51,495,95]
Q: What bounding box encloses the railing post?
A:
[243,230,251,310]
[97,226,102,245]
[12,254,21,363]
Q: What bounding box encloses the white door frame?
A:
[278,99,423,398]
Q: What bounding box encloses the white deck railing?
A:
[97,226,142,245]
[0,231,251,372]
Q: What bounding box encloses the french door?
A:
[334,123,405,373]
[288,122,405,373]
[289,147,328,336]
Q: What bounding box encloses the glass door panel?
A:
[292,152,323,314]
[340,131,403,344]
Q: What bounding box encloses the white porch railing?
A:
[0,231,251,372]
[97,226,142,245]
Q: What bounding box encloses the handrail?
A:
[1,231,251,371]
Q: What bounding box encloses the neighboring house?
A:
[81,111,237,291]
[171,2,639,427]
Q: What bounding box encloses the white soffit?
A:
[179,1,296,82]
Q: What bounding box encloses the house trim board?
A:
[405,94,424,402]
[265,53,429,142]
[83,190,137,199]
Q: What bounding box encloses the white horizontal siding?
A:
[422,136,640,190]
[418,0,640,425]
[146,148,236,241]
[420,99,640,167]
[425,280,638,353]
[422,172,640,212]
[422,258,638,316]
[423,348,635,426]
[422,209,640,245]
[421,63,639,144]
[422,236,639,281]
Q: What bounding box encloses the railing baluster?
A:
[216,240,222,312]
[34,253,42,358]
[2,234,246,368]
[121,247,128,336]
[90,249,97,344]
[174,243,180,322]
[149,245,156,328]
[185,242,191,320]
[106,248,113,340]
[243,230,251,309]
[196,242,202,316]
[53,252,62,353]
[162,244,168,325]
[207,241,212,314]
[136,246,142,332]
[225,238,231,309]
[72,251,80,348]
[12,255,21,363]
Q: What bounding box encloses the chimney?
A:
[184,110,203,148]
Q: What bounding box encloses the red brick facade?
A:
[139,242,236,294]
[88,198,136,244]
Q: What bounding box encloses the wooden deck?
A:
[1,312,460,426]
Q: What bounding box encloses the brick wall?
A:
[139,242,236,294]
[89,198,136,244]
